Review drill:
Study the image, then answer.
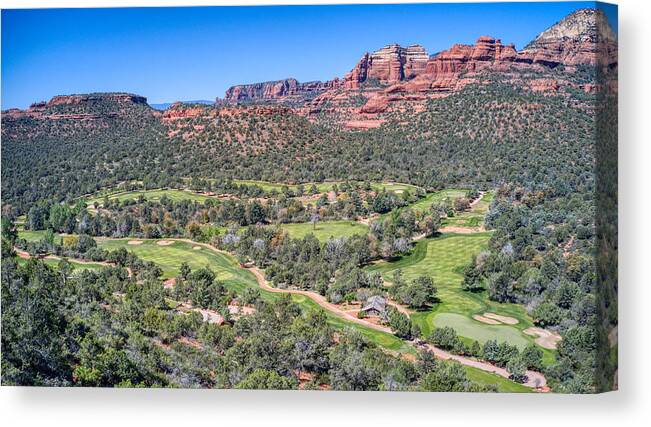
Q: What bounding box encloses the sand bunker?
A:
[473,312,519,325]
[524,327,562,350]
[163,277,176,289]
[127,240,143,245]
[193,246,202,250]
[156,240,173,246]
[484,312,519,325]
[438,226,485,234]
[473,314,502,325]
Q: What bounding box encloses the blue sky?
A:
[1,2,617,109]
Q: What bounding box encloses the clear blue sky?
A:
[1,1,617,109]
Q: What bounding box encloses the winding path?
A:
[162,239,547,390]
[81,237,548,390]
[14,248,133,277]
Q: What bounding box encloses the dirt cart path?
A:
[15,248,132,277]
[166,238,548,391]
[416,341,547,389]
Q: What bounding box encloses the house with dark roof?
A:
[360,295,387,316]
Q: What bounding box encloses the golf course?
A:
[91,235,533,392]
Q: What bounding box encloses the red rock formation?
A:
[344,44,429,88]
[425,37,517,78]
[47,93,147,106]
[2,93,150,121]
[222,78,340,104]
[162,102,210,122]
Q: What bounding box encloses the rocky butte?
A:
[2,93,150,121]
[218,8,617,127]
[2,8,617,130]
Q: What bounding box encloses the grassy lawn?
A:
[17,229,57,242]
[16,256,106,272]
[407,189,468,213]
[91,236,532,391]
[95,239,246,280]
[442,191,493,228]
[86,188,217,207]
[401,189,494,229]
[464,367,531,393]
[366,233,553,358]
[276,220,369,242]
[431,313,530,349]
[233,180,421,194]
[93,238,410,352]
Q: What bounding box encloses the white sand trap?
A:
[524,327,562,350]
[473,314,501,325]
[193,246,202,250]
[127,240,143,245]
[163,277,176,289]
[484,312,519,325]
[394,189,404,194]
[156,240,174,246]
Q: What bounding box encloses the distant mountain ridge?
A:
[3,8,617,130]
[216,8,616,127]
[150,100,214,110]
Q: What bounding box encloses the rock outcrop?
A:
[47,93,148,107]
[2,93,151,121]
[343,44,429,88]
[218,7,617,126]
[222,78,340,104]
[4,8,616,131]
[518,8,617,67]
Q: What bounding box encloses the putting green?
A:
[430,313,530,349]
[367,233,547,354]
[276,220,369,242]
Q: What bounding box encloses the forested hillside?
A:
[1,7,617,393]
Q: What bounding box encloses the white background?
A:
[0,0,649,425]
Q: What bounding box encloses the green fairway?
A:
[402,189,494,229]
[369,182,421,193]
[17,229,57,242]
[276,220,369,242]
[464,367,531,393]
[406,189,468,212]
[366,233,549,354]
[86,188,217,207]
[16,256,106,272]
[443,191,493,229]
[233,179,421,194]
[93,238,410,352]
[95,239,246,280]
[91,236,532,390]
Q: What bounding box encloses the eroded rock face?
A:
[344,44,429,88]
[3,93,150,120]
[4,8,616,131]
[217,7,617,126]
[222,78,340,104]
[47,93,148,106]
[518,8,617,67]
[425,36,518,80]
